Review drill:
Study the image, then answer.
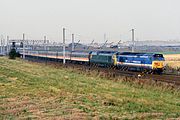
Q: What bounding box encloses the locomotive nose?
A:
[152,61,164,69]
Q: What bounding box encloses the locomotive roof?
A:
[91,51,118,54]
[119,52,163,56]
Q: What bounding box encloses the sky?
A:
[0,0,180,43]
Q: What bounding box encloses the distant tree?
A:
[9,48,17,59]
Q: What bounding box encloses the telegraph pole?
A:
[23,33,25,59]
[44,36,47,65]
[104,33,107,47]
[3,38,5,55]
[63,28,66,64]
[1,36,2,53]
[44,36,46,51]
[131,29,135,52]
[1,36,3,54]
[6,36,9,55]
[72,34,74,52]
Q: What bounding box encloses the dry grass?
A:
[164,54,180,61]
[165,61,180,69]
[164,54,180,69]
[0,57,180,119]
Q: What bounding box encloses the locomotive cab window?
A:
[153,54,165,61]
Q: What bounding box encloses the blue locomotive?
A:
[115,52,165,73]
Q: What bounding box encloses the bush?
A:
[16,52,21,58]
[9,48,17,59]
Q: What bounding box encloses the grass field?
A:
[0,57,180,119]
[165,61,180,70]
[164,54,180,69]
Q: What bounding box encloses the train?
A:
[21,50,165,74]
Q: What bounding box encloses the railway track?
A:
[48,61,180,86]
[26,57,180,87]
[148,74,180,86]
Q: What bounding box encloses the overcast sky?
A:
[0,0,180,43]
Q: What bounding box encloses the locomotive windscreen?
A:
[153,54,165,61]
[153,54,164,58]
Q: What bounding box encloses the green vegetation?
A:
[8,48,17,59]
[8,48,20,59]
[0,57,180,119]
